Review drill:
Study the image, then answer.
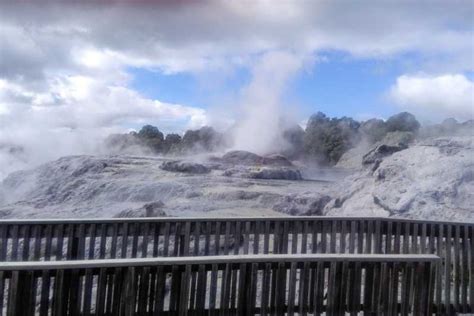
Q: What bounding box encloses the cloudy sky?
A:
[0,0,473,176]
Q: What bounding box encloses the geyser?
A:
[232,51,306,155]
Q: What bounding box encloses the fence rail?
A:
[0,216,473,314]
[0,254,439,316]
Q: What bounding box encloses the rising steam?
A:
[231,52,306,155]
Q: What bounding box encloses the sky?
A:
[0,0,473,176]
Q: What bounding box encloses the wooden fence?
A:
[0,254,439,316]
[0,216,472,314]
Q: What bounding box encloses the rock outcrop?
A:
[362,131,415,168]
[249,168,303,180]
[326,136,474,222]
[223,166,302,181]
[115,201,167,218]
[273,193,331,215]
[160,160,210,174]
[221,150,293,167]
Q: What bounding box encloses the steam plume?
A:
[232,51,306,155]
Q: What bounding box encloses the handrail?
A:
[0,253,441,270]
[0,215,472,225]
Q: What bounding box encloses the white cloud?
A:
[0,72,208,178]
[390,74,474,121]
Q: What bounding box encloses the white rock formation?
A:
[0,155,334,219]
[326,137,474,222]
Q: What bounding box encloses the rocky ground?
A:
[0,136,472,222]
[0,151,336,219]
[328,136,474,222]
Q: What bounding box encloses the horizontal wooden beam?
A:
[0,254,441,271]
[0,215,472,226]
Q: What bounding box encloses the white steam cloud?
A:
[232,51,307,155]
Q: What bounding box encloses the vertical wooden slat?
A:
[0,270,4,316]
[169,264,181,313]
[39,270,52,316]
[120,223,128,259]
[209,263,218,312]
[181,265,193,316]
[420,223,427,254]
[291,221,298,255]
[43,224,53,262]
[301,221,309,254]
[263,221,270,254]
[261,262,271,316]
[233,221,240,255]
[374,219,382,254]
[10,225,18,261]
[311,220,318,254]
[153,266,165,314]
[214,222,221,256]
[412,223,419,254]
[338,261,349,315]
[253,221,260,254]
[349,221,356,254]
[55,224,64,261]
[99,223,107,259]
[468,225,474,313]
[445,224,452,314]
[298,261,310,316]
[287,262,297,315]
[220,262,231,313]
[435,223,444,315]
[282,220,289,254]
[357,221,364,254]
[131,223,139,258]
[152,223,160,258]
[340,220,347,254]
[110,223,118,259]
[223,221,231,255]
[33,224,42,260]
[460,225,468,313]
[363,261,374,314]
[453,224,461,312]
[243,221,250,255]
[249,262,258,314]
[21,225,31,261]
[366,220,373,254]
[313,261,325,315]
[0,224,7,261]
[141,222,150,258]
[162,222,170,257]
[236,262,247,316]
[195,264,207,315]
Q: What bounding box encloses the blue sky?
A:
[128,49,472,126]
[129,54,404,123]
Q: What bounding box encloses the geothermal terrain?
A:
[0,133,472,222]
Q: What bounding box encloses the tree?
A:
[385,112,420,133]
[138,125,164,141]
[137,125,165,152]
[303,112,360,165]
[180,126,223,152]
